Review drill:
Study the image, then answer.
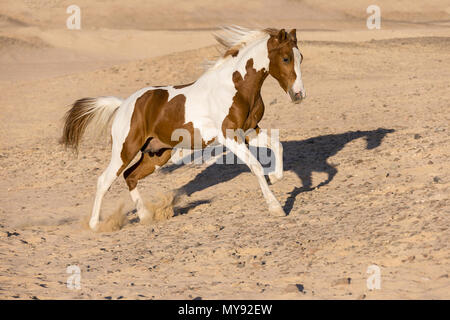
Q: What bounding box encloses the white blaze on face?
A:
[292,47,306,98]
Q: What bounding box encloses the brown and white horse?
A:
[62,26,306,231]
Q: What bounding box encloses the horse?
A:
[61,26,306,231]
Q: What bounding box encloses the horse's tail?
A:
[61,96,123,152]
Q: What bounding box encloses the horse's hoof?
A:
[89,221,99,232]
[137,209,152,222]
[269,205,286,216]
[269,172,283,184]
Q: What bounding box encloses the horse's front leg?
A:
[220,135,285,216]
[247,127,284,184]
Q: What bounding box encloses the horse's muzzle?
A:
[288,89,306,104]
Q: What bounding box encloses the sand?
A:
[0,0,449,299]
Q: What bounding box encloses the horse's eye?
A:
[283,57,289,63]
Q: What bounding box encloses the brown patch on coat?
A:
[118,88,212,177]
[143,138,172,154]
[214,34,240,58]
[117,90,182,175]
[173,82,194,89]
[221,58,268,138]
[224,47,239,58]
[124,149,172,190]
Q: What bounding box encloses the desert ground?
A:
[0,0,449,299]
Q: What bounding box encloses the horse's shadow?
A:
[162,128,394,215]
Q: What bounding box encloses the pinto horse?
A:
[62,26,306,231]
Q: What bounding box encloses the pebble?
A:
[284,284,304,293]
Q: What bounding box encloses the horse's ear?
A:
[277,29,287,42]
[289,29,297,42]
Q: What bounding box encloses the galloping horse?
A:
[62,26,306,231]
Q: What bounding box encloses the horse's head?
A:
[267,28,305,104]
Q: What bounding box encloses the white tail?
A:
[61,96,123,151]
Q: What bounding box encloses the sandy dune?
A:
[0,0,449,299]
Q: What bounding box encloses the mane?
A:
[209,26,273,70]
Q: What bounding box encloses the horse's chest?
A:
[221,94,264,135]
[183,72,265,141]
[245,97,265,129]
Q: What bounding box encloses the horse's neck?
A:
[199,37,270,99]
[227,38,270,80]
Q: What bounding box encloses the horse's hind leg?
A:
[124,149,172,221]
[89,150,122,230]
[89,141,141,230]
